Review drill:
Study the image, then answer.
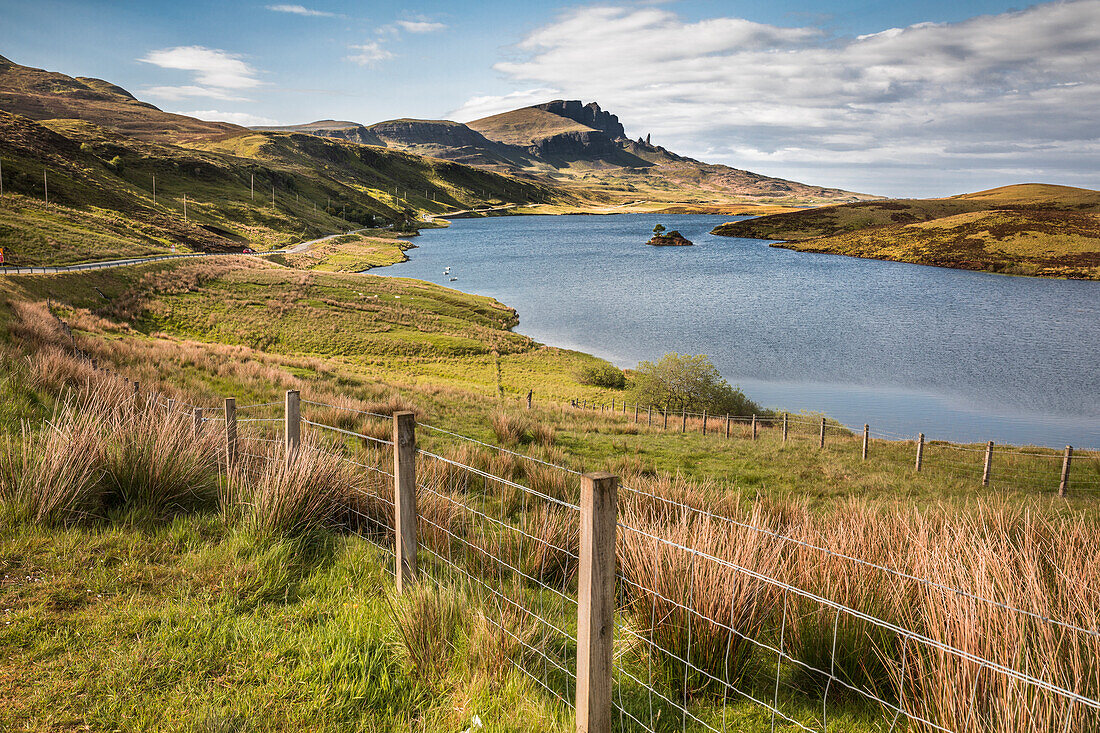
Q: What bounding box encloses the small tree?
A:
[631,353,760,416]
[652,223,666,236]
[576,362,626,389]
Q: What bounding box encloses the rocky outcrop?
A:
[532,100,626,139]
[310,124,383,146]
[646,231,693,246]
[528,129,621,160]
[368,119,497,149]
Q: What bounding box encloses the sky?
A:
[1,0,1098,197]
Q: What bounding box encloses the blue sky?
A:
[2,0,1098,196]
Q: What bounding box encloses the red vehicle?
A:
[242,248,253,254]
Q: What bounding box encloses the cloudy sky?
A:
[2,0,1097,196]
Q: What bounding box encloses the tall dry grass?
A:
[0,412,104,525]
[229,437,366,536]
[611,474,1100,730]
[618,501,784,697]
[99,404,221,516]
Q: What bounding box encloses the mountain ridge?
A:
[256,100,872,202]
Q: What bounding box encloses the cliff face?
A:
[528,129,621,160]
[531,100,626,139]
[310,125,384,146]
[368,120,498,149]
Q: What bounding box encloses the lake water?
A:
[378,214,1100,449]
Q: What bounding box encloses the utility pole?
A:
[251,173,254,201]
[43,168,48,208]
[183,194,187,222]
[0,158,4,198]
[152,173,156,206]
[272,185,275,209]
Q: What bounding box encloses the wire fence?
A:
[563,398,1099,496]
[184,392,1099,733]
[41,358,1099,733]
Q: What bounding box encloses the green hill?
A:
[712,184,1100,278]
[0,57,562,266]
[0,53,244,143]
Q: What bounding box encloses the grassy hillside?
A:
[0,53,244,143]
[270,231,416,272]
[713,184,1100,278]
[712,183,1100,240]
[467,106,595,146]
[774,209,1100,278]
[0,109,560,266]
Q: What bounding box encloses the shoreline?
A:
[375,214,1100,450]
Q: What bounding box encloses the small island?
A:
[646,223,693,246]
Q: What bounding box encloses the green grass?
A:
[0,514,572,732]
[271,231,416,272]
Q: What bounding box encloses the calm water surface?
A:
[379,214,1100,449]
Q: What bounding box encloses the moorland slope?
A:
[712,184,1100,278]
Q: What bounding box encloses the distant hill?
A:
[257,100,874,203]
[0,54,562,266]
[712,184,1100,279]
[0,54,244,143]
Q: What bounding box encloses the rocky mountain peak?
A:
[532,100,626,139]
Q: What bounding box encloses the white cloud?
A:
[462,1,1100,195]
[142,85,247,101]
[139,46,262,103]
[265,4,334,17]
[395,20,446,33]
[450,88,561,121]
[182,110,281,126]
[345,41,393,67]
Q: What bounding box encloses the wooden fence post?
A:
[862,424,869,460]
[224,397,237,469]
[576,471,617,733]
[725,414,731,439]
[915,433,924,472]
[681,409,686,433]
[702,409,707,436]
[393,411,418,593]
[1059,446,1073,497]
[166,398,175,416]
[648,406,652,427]
[982,441,994,486]
[285,390,301,466]
[611,398,615,412]
[663,409,668,430]
[526,390,532,410]
[819,417,826,449]
[193,407,202,437]
[634,404,638,423]
[782,412,788,443]
[751,414,758,441]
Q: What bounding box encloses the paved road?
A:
[0,230,363,276]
